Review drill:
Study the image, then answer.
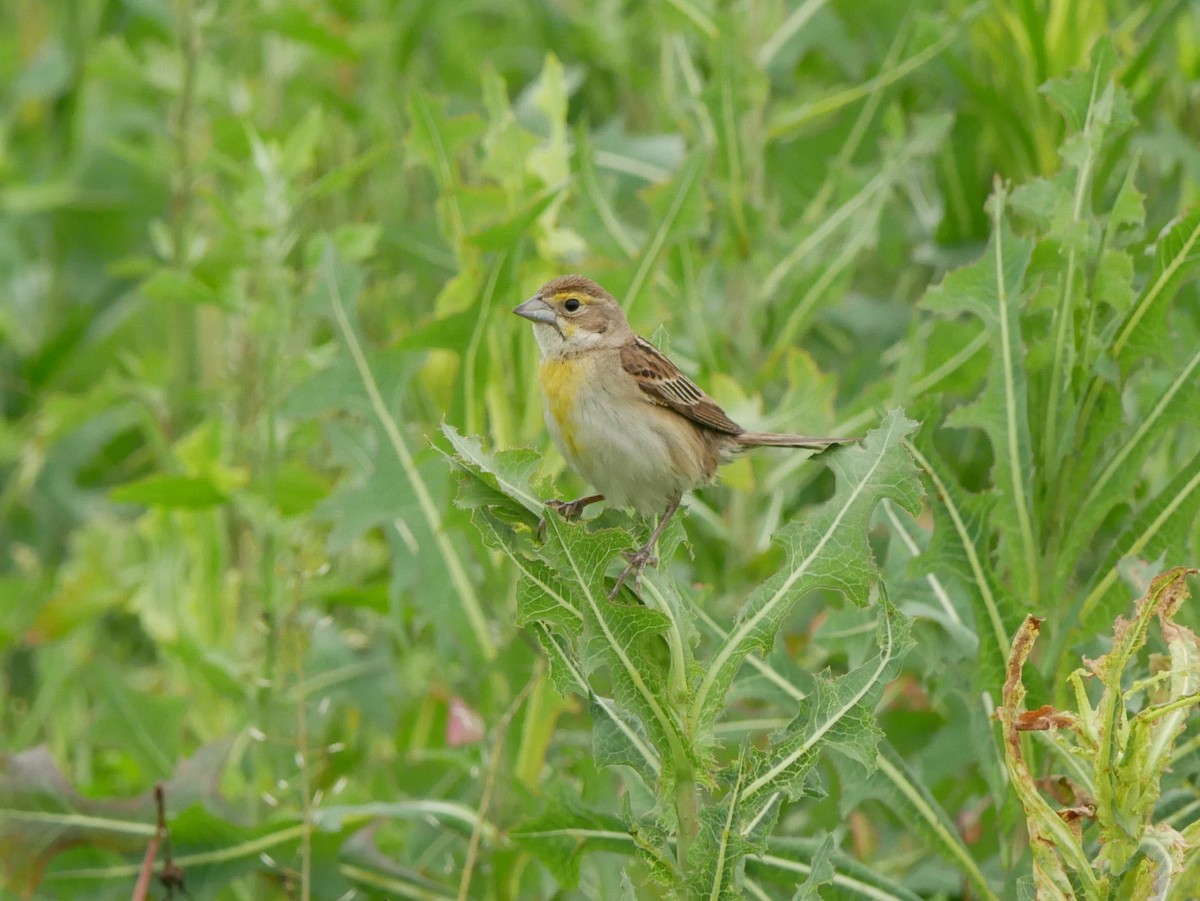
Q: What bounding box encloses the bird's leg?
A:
[537,494,604,541]
[609,495,682,600]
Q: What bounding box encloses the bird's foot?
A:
[546,497,593,521]
[608,544,658,600]
[537,496,599,542]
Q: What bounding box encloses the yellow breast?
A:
[539,356,589,455]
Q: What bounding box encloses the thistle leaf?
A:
[922,185,1040,605]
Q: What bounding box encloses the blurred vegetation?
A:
[1,0,1198,898]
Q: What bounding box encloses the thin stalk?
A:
[457,679,534,901]
[168,0,200,423]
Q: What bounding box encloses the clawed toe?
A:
[608,544,658,600]
[543,494,604,526]
[622,548,658,569]
[546,498,582,520]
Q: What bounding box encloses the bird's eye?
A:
[564,298,582,312]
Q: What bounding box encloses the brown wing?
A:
[620,337,743,435]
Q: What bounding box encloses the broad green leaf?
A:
[1076,448,1200,631]
[442,427,686,783]
[923,186,1040,605]
[441,424,543,517]
[539,514,687,783]
[1059,345,1200,590]
[1110,208,1200,373]
[509,803,633,889]
[690,409,922,739]
[110,473,227,509]
[906,436,1015,685]
[738,601,912,805]
[319,247,495,660]
[1041,38,1131,138]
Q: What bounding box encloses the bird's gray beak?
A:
[513,296,557,326]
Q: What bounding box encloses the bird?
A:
[514,274,853,599]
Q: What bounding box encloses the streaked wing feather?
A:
[620,337,743,434]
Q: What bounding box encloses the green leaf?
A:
[110,473,228,509]
[747,837,926,901]
[906,436,1016,685]
[441,424,544,517]
[1059,345,1200,588]
[1041,37,1130,138]
[923,185,1040,604]
[139,267,226,308]
[622,150,709,317]
[690,410,922,739]
[443,428,685,781]
[1109,208,1200,373]
[509,802,633,889]
[789,834,834,900]
[525,54,571,188]
[1076,448,1200,630]
[852,741,1001,901]
[738,601,912,805]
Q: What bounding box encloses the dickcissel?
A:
[515,274,852,598]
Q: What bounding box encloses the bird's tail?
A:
[734,431,855,451]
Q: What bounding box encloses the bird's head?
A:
[513,275,632,355]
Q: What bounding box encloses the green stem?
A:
[674,759,698,882]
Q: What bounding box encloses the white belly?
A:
[545,379,700,515]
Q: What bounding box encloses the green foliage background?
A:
[1,0,1199,898]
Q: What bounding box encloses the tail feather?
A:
[734,431,855,450]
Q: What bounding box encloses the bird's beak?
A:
[513,296,557,326]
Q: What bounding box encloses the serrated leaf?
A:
[1110,208,1200,373]
[509,802,632,889]
[906,435,1016,686]
[923,187,1040,604]
[790,834,834,900]
[748,836,925,901]
[540,515,688,781]
[738,602,912,805]
[687,755,752,901]
[1060,346,1200,589]
[1077,449,1200,630]
[458,436,686,789]
[441,423,544,517]
[690,410,922,739]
